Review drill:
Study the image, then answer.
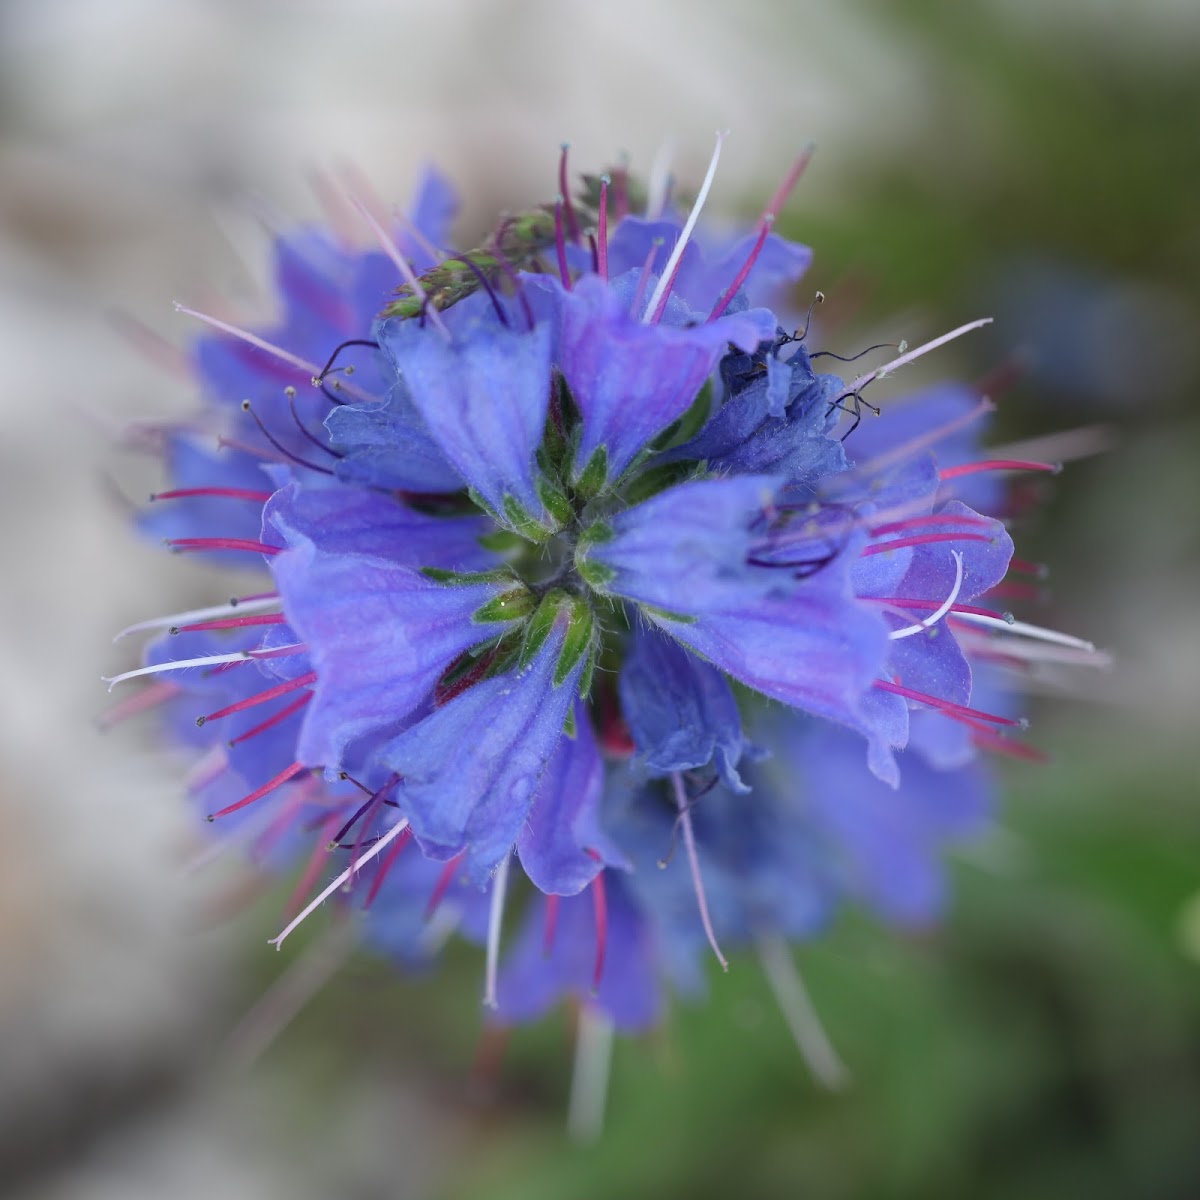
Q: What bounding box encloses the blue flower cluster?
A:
[107,147,1088,1071]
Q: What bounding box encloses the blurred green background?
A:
[2,2,1197,1197]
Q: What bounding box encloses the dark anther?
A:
[317,338,380,381]
[240,399,335,476]
[811,341,897,363]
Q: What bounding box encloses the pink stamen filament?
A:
[940,459,1061,480]
[543,894,560,956]
[763,143,815,224]
[364,826,414,909]
[1010,558,1049,579]
[96,680,181,730]
[708,217,774,322]
[861,532,992,557]
[151,486,272,503]
[174,613,286,634]
[590,871,608,992]
[670,771,728,972]
[173,303,321,377]
[226,691,313,748]
[558,145,581,244]
[628,240,662,319]
[596,175,610,281]
[345,191,450,339]
[168,537,281,556]
[553,197,572,289]
[209,760,310,820]
[865,596,1009,621]
[971,728,1050,764]
[197,671,317,727]
[425,852,466,920]
[868,513,992,538]
[873,679,1023,728]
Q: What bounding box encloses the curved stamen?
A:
[873,679,1024,728]
[241,400,335,476]
[861,531,992,557]
[644,130,727,324]
[197,671,317,728]
[346,191,451,339]
[227,691,313,748]
[888,551,964,640]
[940,458,1062,480]
[670,771,728,972]
[285,387,343,458]
[115,594,280,642]
[868,513,992,538]
[269,817,411,950]
[150,486,272,504]
[209,760,310,820]
[590,870,608,991]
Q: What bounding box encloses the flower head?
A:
[104,140,1100,1118]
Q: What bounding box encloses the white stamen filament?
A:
[483,850,511,1010]
[115,594,281,641]
[952,611,1096,651]
[566,1006,616,1145]
[757,934,848,1090]
[173,304,322,377]
[671,771,729,971]
[269,818,410,951]
[641,130,727,323]
[837,318,994,403]
[645,138,676,220]
[889,551,964,640]
[103,651,256,691]
[345,192,451,340]
[956,631,1113,669]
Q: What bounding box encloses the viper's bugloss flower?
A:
[104,139,1103,1131]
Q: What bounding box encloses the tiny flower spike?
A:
[104,144,1104,1136]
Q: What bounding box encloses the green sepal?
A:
[537,476,574,528]
[622,460,700,508]
[519,588,568,667]
[467,487,501,522]
[577,557,616,591]
[577,521,614,547]
[573,445,609,500]
[478,529,526,555]
[653,380,713,451]
[639,602,697,625]
[422,566,514,586]
[554,595,594,687]
[563,706,577,738]
[502,495,557,543]
[472,586,536,624]
[577,642,598,700]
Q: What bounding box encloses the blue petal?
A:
[494,875,662,1031]
[383,616,585,881]
[377,295,553,523]
[552,272,776,482]
[517,704,627,896]
[619,627,753,793]
[588,474,781,614]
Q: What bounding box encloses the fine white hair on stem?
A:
[641,131,728,323]
[567,1005,616,1144]
[889,552,964,640]
[268,818,410,950]
[757,934,849,1090]
[114,594,282,641]
[483,850,512,1010]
